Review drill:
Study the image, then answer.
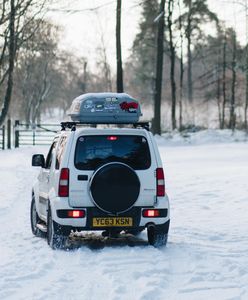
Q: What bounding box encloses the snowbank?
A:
[156,129,248,147]
[0,133,248,299]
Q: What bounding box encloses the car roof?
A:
[73,127,149,137]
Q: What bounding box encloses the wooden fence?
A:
[14,121,60,147]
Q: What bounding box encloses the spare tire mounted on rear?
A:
[90,162,140,214]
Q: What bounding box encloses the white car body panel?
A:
[32,125,170,230]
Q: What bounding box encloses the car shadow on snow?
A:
[66,232,149,250]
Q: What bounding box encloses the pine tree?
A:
[180,0,218,104]
[130,0,159,104]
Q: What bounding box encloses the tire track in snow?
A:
[0,143,248,299]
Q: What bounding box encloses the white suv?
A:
[31,93,170,249]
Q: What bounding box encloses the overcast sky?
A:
[48,0,140,70]
[48,0,247,71]
[208,0,247,42]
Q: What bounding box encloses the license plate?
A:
[92,217,133,227]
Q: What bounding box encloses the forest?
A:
[0,0,247,134]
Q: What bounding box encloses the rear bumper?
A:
[54,219,170,236]
[50,194,170,231]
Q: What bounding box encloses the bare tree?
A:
[153,0,166,135]
[186,0,193,103]
[221,32,227,129]
[168,0,177,130]
[245,43,248,129]
[216,64,222,128]
[0,0,16,126]
[14,19,59,123]
[229,30,237,131]
[94,9,112,92]
[97,37,112,91]
[0,0,47,126]
[178,0,184,130]
[116,0,123,92]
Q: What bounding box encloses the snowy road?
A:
[0,137,248,300]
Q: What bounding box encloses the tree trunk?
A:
[153,0,166,135]
[168,0,177,130]
[25,105,31,125]
[217,66,222,129]
[229,32,236,131]
[0,0,16,126]
[99,26,112,91]
[116,0,123,93]
[178,0,184,131]
[186,0,193,104]
[221,33,227,129]
[32,63,51,123]
[245,1,248,130]
[82,61,87,93]
[245,43,248,130]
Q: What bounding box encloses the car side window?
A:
[56,136,67,170]
[45,142,57,169]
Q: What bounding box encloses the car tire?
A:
[30,195,46,238]
[47,204,67,250]
[147,222,169,248]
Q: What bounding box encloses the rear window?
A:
[75,135,151,170]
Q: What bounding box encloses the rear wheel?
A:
[47,205,67,250]
[30,195,46,238]
[147,221,170,247]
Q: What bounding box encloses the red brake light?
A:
[68,210,85,218]
[59,168,69,197]
[156,168,165,197]
[107,136,118,141]
[143,209,160,217]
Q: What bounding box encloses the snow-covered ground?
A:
[0,130,247,300]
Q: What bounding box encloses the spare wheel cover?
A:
[90,162,140,214]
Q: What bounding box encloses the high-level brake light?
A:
[107,136,118,141]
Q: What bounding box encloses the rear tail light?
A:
[57,209,86,218]
[58,168,69,197]
[68,210,85,218]
[143,209,160,217]
[142,209,168,218]
[156,168,165,197]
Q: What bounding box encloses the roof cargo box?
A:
[68,93,142,123]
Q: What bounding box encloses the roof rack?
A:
[60,121,150,131]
